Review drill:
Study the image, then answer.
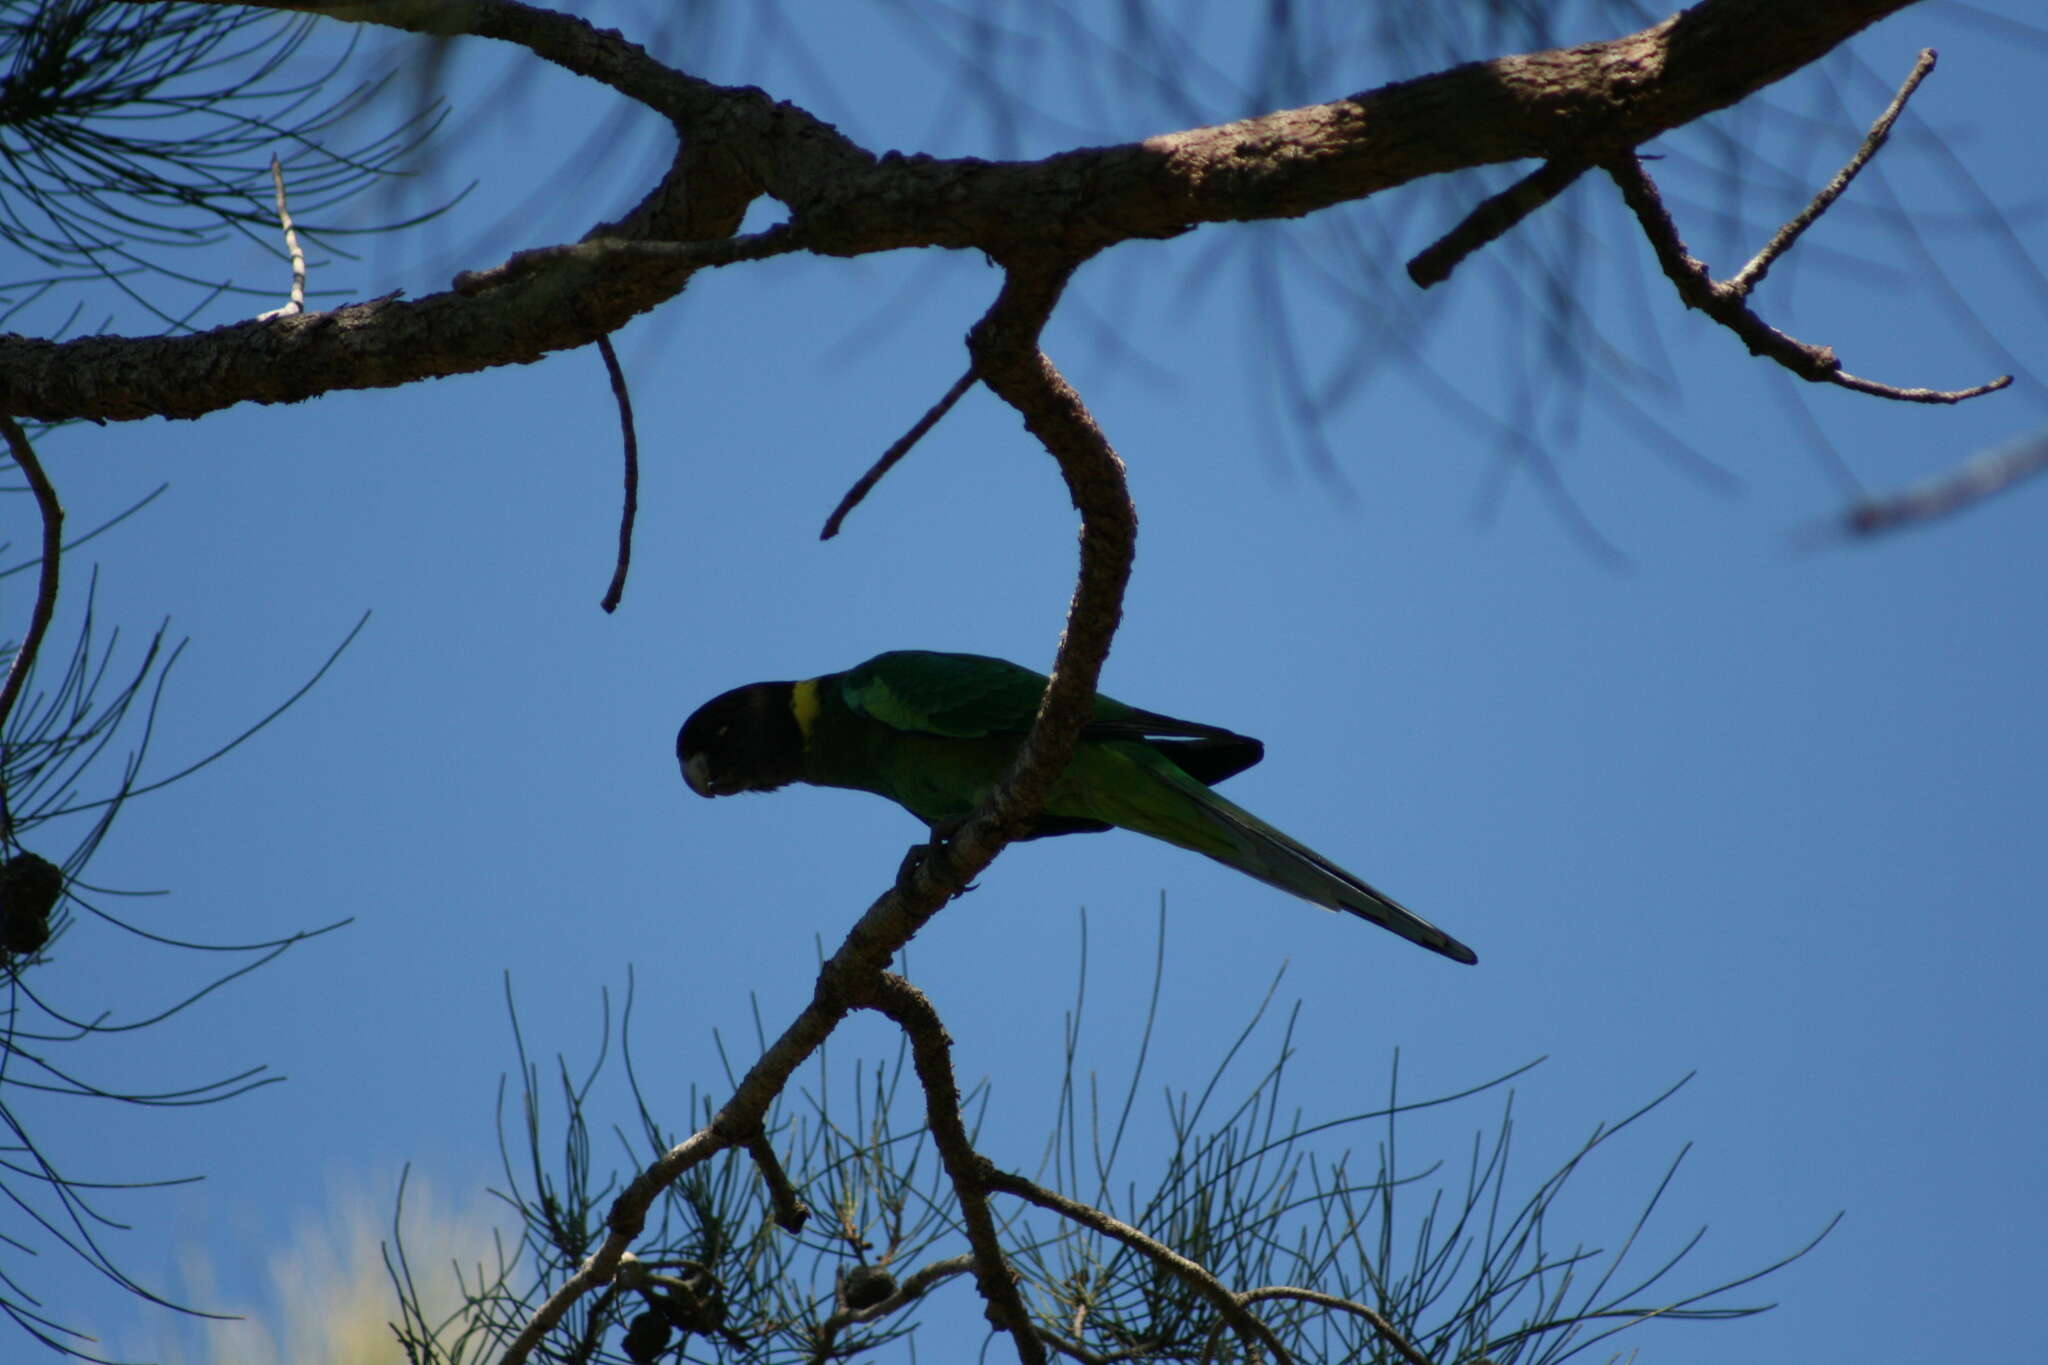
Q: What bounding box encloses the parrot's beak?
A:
[681,752,716,798]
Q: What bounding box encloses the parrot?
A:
[677,650,1476,964]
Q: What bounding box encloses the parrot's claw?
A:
[896,826,978,896]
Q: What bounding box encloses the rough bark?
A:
[0,0,1916,423]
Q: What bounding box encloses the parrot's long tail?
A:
[1192,785,1479,965]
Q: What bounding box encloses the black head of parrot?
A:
[678,681,803,797]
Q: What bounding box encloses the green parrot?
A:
[677,650,1476,964]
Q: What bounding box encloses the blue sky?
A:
[6,2,2045,1361]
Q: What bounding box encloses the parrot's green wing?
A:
[837,651,1060,737]
[838,651,1261,782]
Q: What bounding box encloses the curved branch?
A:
[852,973,1043,1365]
[494,259,1136,1365]
[0,415,63,836]
[593,334,638,614]
[953,260,1135,863]
[980,1164,1292,1365]
[1225,1287,1435,1365]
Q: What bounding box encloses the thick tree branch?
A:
[954,261,1135,861]
[19,0,1921,423]
[852,973,1044,1365]
[176,0,1927,250]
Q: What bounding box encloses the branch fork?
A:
[1606,51,2008,406]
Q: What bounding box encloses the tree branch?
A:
[852,973,1044,1365]
[1839,426,2048,536]
[1219,1287,1436,1365]
[21,0,1923,423]
[450,227,813,297]
[1407,158,1589,288]
[741,1128,808,1234]
[1606,154,2009,403]
[1725,48,1937,298]
[981,1164,1292,1365]
[812,1254,975,1346]
[0,414,63,837]
[954,260,1135,861]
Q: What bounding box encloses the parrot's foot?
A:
[896,826,978,896]
[893,840,931,889]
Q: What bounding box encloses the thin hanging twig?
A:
[596,334,639,613]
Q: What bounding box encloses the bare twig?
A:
[1605,154,2009,405]
[495,1128,724,1365]
[853,973,1044,1365]
[1838,426,2048,536]
[820,365,977,539]
[1037,1328,1166,1364]
[1406,159,1589,288]
[1726,50,1936,297]
[813,1254,974,1342]
[981,1163,1292,1365]
[594,334,639,613]
[0,414,63,839]
[255,154,306,321]
[742,1129,808,1233]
